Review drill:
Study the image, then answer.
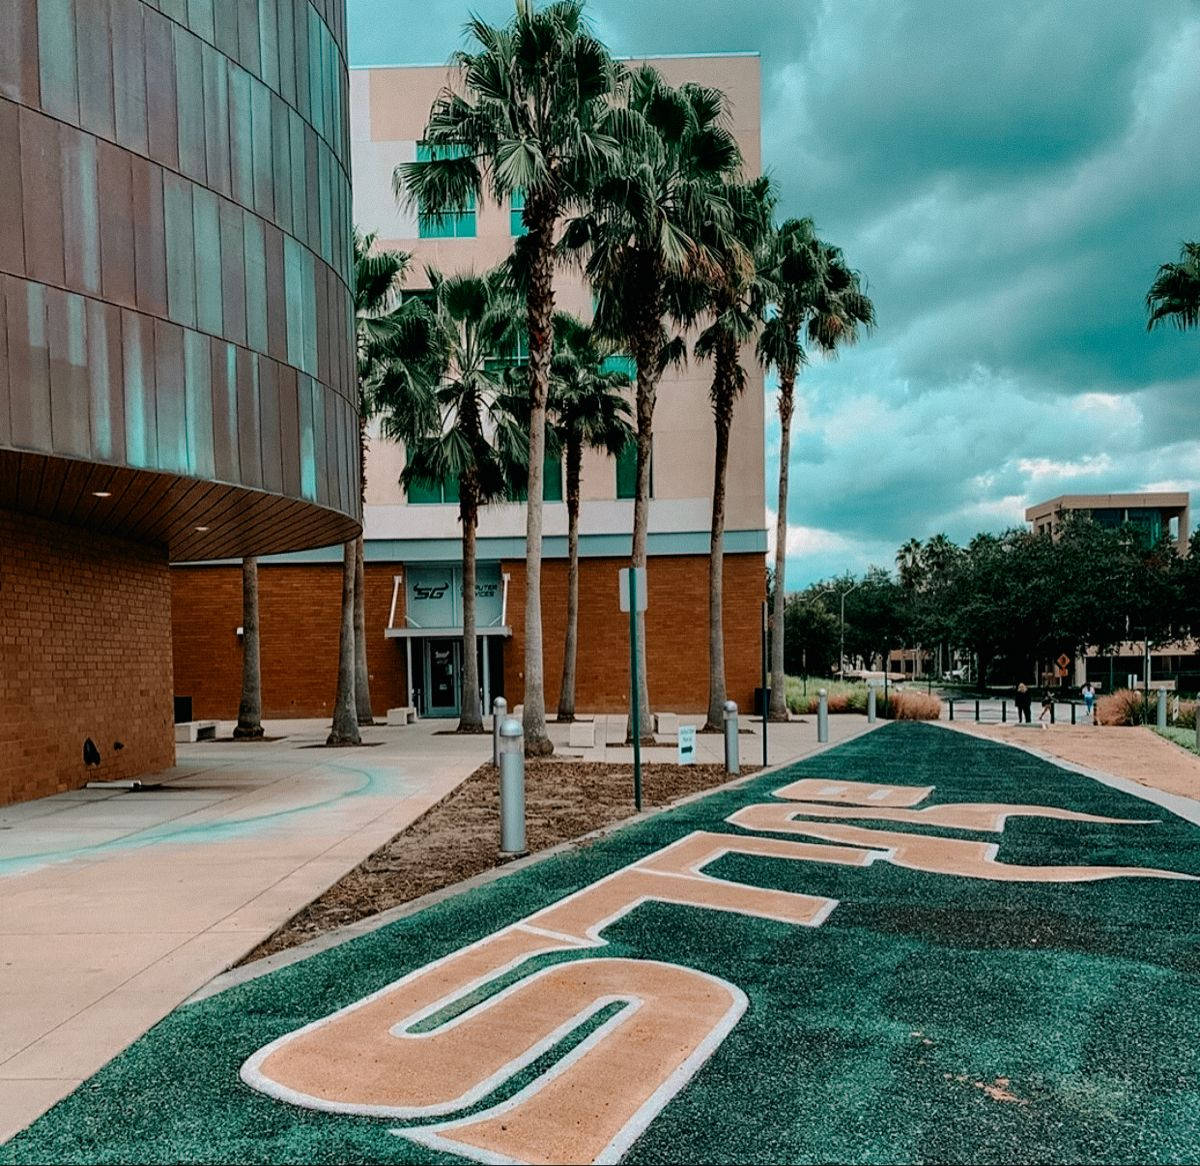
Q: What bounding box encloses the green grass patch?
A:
[1154,725,1200,755]
[785,675,869,713]
[4,724,1200,1165]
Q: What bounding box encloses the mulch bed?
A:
[241,760,757,963]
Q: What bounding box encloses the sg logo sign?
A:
[241,779,1193,1165]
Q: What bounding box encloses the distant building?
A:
[1025,493,1190,555]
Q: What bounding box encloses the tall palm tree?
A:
[690,177,776,730]
[329,231,437,745]
[380,268,525,733]
[1146,241,1200,332]
[546,314,634,721]
[567,68,745,741]
[396,0,626,756]
[896,538,925,591]
[759,219,874,721]
[233,556,264,739]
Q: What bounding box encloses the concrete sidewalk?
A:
[0,718,489,1142]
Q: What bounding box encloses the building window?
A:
[510,187,527,236]
[508,453,563,503]
[406,470,460,505]
[416,143,476,238]
[600,353,636,379]
[616,440,651,499]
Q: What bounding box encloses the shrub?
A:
[883,690,942,721]
[785,677,869,715]
[1095,688,1197,727]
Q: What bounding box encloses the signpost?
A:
[761,601,769,766]
[678,724,696,765]
[619,567,648,811]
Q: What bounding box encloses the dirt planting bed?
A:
[242,759,757,963]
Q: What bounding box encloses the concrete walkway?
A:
[0,718,489,1142]
[0,709,867,1142]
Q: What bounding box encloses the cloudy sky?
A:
[348,0,1199,587]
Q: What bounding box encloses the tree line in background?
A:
[784,517,1200,690]
[236,0,873,749]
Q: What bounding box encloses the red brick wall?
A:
[171,561,411,720]
[503,554,765,714]
[0,509,174,806]
[170,552,764,719]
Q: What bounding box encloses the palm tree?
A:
[233,556,264,739]
[896,538,924,591]
[690,177,776,730]
[546,314,634,721]
[1146,241,1200,332]
[329,231,437,745]
[759,219,874,721]
[396,0,626,756]
[567,68,745,741]
[380,268,525,733]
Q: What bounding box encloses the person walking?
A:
[1038,689,1054,724]
[1081,681,1097,725]
[1015,682,1032,724]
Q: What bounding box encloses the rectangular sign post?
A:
[761,601,769,767]
[620,567,647,811]
[677,724,696,765]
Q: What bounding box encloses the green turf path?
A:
[5,723,1200,1164]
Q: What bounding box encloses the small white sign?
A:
[677,724,696,765]
[618,566,648,612]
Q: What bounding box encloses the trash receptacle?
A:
[754,687,771,717]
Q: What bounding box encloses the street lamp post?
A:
[822,580,861,680]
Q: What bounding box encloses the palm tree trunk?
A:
[521,208,555,756]
[628,340,656,745]
[557,438,583,722]
[233,556,264,739]
[327,539,362,745]
[459,478,483,732]
[705,358,735,731]
[768,358,796,721]
[353,535,373,725]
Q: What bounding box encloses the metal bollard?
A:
[948,699,955,721]
[1002,700,1007,723]
[723,700,740,775]
[492,696,507,767]
[1157,687,1167,729]
[1070,701,1076,725]
[817,688,829,743]
[867,685,876,724]
[498,717,526,855]
[974,699,980,722]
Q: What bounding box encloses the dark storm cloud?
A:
[350,0,1200,586]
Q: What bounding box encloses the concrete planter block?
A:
[568,722,596,748]
[654,713,679,737]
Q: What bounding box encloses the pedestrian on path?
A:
[1082,681,1097,724]
[1038,689,1054,723]
[1015,682,1032,723]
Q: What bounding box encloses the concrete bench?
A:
[654,712,679,737]
[386,706,418,726]
[568,721,596,749]
[175,721,217,743]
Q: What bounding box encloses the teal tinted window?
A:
[600,354,636,379]
[416,143,476,238]
[508,453,563,503]
[616,440,652,499]
[510,187,526,236]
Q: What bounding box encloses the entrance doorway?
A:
[423,639,460,717]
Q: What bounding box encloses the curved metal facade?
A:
[0,0,358,559]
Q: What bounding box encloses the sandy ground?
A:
[956,723,1200,800]
[243,760,759,962]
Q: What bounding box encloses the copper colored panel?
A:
[46,288,92,458]
[277,362,300,498]
[263,223,287,361]
[143,8,180,171]
[257,353,283,493]
[5,277,51,452]
[76,0,117,141]
[130,157,167,317]
[0,100,25,276]
[235,344,262,487]
[87,298,126,465]
[209,337,239,483]
[0,287,9,447]
[19,109,66,286]
[0,0,41,106]
[111,0,149,155]
[97,140,137,309]
[153,318,188,475]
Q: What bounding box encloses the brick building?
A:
[170,52,769,721]
[1,0,358,804]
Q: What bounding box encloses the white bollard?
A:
[867,685,876,724]
[1157,687,1167,730]
[818,688,829,743]
[492,696,507,767]
[723,700,740,775]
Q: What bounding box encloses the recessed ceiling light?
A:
[92,491,112,498]
[195,525,209,532]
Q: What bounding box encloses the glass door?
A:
[424,639,460,717]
